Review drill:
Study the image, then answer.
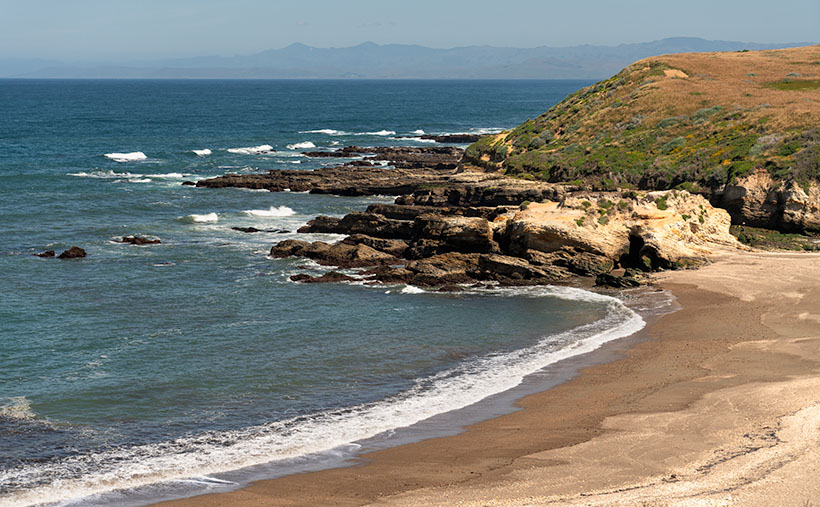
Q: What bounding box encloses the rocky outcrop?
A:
[35,250,55,258]
[278,188,739,286]
[58,246,87,259]
[270,240,395,268]
[121,236,161,245]
[407,215,498,258]
[712,170,820,233]
[299,212,414,239]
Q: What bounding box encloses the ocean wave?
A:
[104,152,147,162]
[69,170,136,179]
[400,285,426,294]
[0,396,36,421]
[1,286,643,506]
[193,149,212,156]
[180,213,219,224]
[242,206,296,218]
[390,137,437,144]
[299,129,347,135]
[145,172,187,179]
[411,129,425,135]
[358,130,395,136]
[226,145,274,155]
[286,141,316,150]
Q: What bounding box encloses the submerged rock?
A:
[35,250,55,258]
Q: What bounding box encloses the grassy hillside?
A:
[465,46,820,192]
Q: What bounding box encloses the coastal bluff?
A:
[464,45,820,233]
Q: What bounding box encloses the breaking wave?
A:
[104,152,147,163]
[286,141,316,150]
[1,286,644,506]
[227,145,274,155]
[242,206,296,218]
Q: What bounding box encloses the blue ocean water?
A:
[0,79,644,505]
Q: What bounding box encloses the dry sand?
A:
[160,250,820,506]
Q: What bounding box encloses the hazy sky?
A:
[2,0,818,60]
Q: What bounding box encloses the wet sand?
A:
[160,251,820,506]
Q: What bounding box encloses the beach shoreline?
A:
[157,250,820,506]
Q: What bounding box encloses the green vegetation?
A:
[655,196,669,210]
[765,79,820,91]
[464,51,820,193]
[732,225,820,251]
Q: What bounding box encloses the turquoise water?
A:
[0,79,643,505]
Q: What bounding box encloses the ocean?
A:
[0,79,646,505]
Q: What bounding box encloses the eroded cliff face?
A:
[714,170,820,232]
[503,190,738,273]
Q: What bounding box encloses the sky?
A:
[2,0,818,61]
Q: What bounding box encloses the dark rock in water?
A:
[270,239,396,268]
[437,284,464,292]
[291,271,357,283]
[595,273,642,288]
[122,236,161,245]
[302,150,355,158]
[232,227,291,234]
[270,240,312,258]
[35,250,55,258]
[181,181,196,186]
[418,134,482,143]
[58,246,86,259]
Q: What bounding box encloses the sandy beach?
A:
[159,250,820,506]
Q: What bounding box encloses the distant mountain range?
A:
[2,38,815,79]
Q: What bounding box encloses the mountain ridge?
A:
[3,37,814,79]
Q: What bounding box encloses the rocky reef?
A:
[268,172,738,288]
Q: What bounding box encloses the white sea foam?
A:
[0,396,35,420]
[104,152,146,163]
[193,149,212,156]
[69,170,135,179]
[227,145,274,155]
[411,129,425,135]
[127,178,152,184]
[105,151,147,162]
[299,129,346,135]
[390,137,437,144]
[400,285,426,294]
[181,213,219,223]
[359,130,395,136]
[145,172,186,179]
[286,141,316,150]
[1,286,644,507]
[242,206,296,218]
